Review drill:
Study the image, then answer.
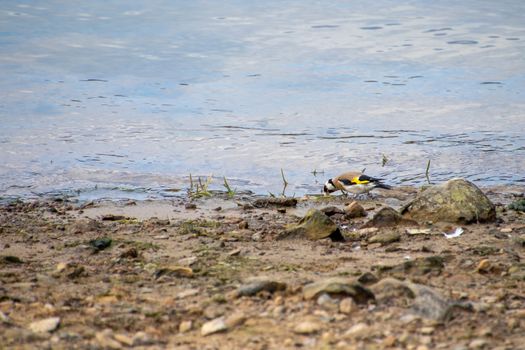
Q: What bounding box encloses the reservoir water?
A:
[1,0,524,200]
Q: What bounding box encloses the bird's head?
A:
[323,179,337,195]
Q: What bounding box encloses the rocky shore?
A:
[1,180,524,349]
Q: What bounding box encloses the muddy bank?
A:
[1,185,524,349]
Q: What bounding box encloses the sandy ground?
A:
[1,186,524,350]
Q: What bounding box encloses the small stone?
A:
[154,266,193,279]
[303,277,374,304]
[476,259,491,273]
[469,338,488,349]
[344,201,366,218]
[179,320,192,333]
[339,298,356,314]
[225,312,246,328]
[238,221,249,229]
[317,293,338,310]
[201,317,228,336]
[114,334,134,346]
[416,346,429,350]
[177,256,198,266]
[344,322,370,339]
[131,331,154,346]
[321,206,345,216]
[500,227,513,233]
[420,326,434,335]
[293,321,322,334]
[383,335,397,347]
[96,329,122,349]
[362,206,416,228]
[228,248,241,256]
[185,203,197,210]
[55,262,68,273]
[176,288,199,299]
[29,317,60,333]
[236,277,287,297]
[368,231,401,245]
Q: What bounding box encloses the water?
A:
[1,0,524,200]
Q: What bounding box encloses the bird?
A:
[323,171,392,197]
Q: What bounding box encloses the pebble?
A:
[95,329,122,349]
[317,293,338,310]
[293,321,322,334]
[420,326,435,335]
[344,201,366,218]
[179,320,192,333]
[476,259,491,273]
[29,317,60,333]
[225,312,246,328]
[382,335,397,347]
[344,322,370,339]
[469,338,488,349]
[201,317,228,336]
[339,298,356,314]
[113,334,134,346]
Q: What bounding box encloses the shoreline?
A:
[1,183,524,349]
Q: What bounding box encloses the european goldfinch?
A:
[323,171,391,196]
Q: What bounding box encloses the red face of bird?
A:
[323,179,337,194]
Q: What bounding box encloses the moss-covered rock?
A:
[278,209,343,241]
[402,178,496,224]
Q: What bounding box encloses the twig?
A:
[280,168,289,197]
[425,159,431,184]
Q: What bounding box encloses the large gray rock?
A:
[278,209,343,241]
[402,178,496,224]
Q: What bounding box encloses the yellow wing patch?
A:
[352,176,370,185]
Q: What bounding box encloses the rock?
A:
[154,266,193,279]
[303,277,375,304]
[185,203,197,210]
[344,201,366,218]
[225,312,246,328]
[371,278,471,321]
[179,320,192,333]
[29,317,60,333]
[368,231,401,245]
[293,320,322,334]
[238,220,249,229]
[357,272,379,285]
[95,329,122,349]
[1,255,23,264]
[476,259,491,273]
[114,334,134,346]
[89,237,112,251]
[317,293,339,310]
[227,248,242,256]
[101,214,127,221]
[402,178,496,224]
[339,298,356,314]
[253,197,297,208]
[278,209,344,241]
[469,338,489,349]
[344,322,370,339]
[377,256,445,276]
[236,277,287,297]
[362,207,416,228]
[320,206,345,216]
[201,317,228,336]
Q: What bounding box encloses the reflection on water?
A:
[0,0,524,199]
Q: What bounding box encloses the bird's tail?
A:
[374,182,392,190]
